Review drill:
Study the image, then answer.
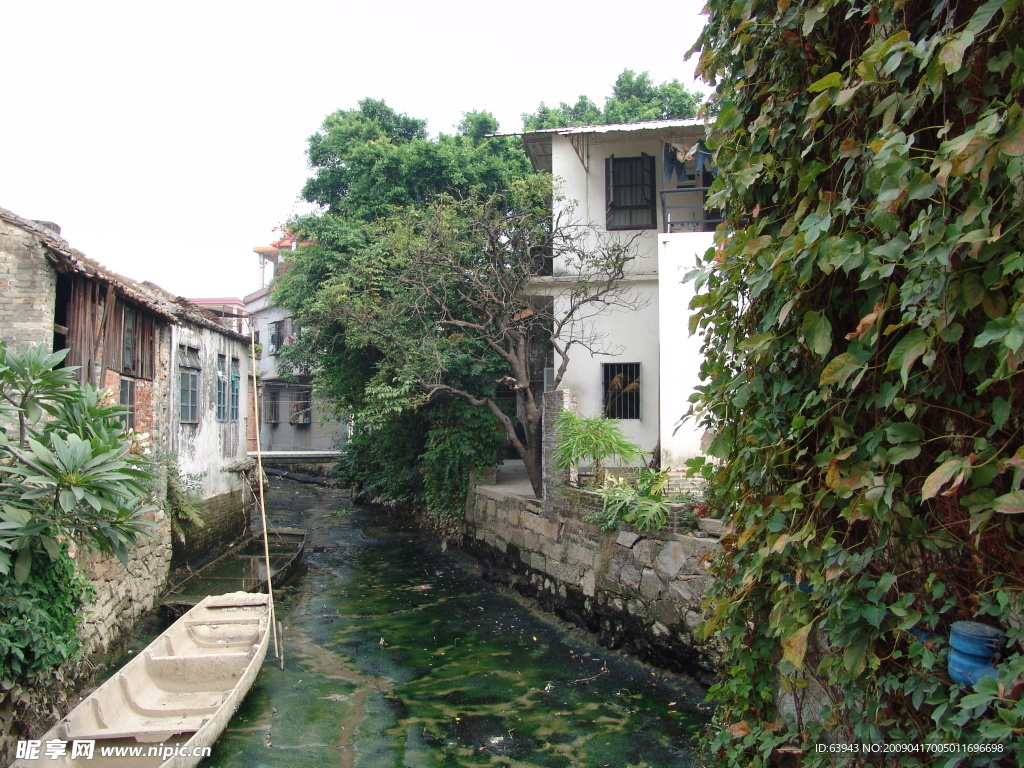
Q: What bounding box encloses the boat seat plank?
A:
[183,617,262,627]
[118,675,225,717]
[69,716,207,743]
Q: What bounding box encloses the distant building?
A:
[244,236,348,454]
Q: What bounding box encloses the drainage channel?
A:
[205,482,711,768]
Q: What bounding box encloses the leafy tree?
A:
[303,98,531,219]
[523,69,704,130]
[691,0,1024,762]
[279,177,642,498]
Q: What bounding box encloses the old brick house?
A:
[0,205,253,654]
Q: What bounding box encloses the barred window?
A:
[606,154,656,230]
[603,362,641,420]
[265,388,280,425]
[289,389,312,426]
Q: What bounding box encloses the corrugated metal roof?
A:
[532,118,706,136]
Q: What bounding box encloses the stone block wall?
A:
[462,482,721,686]
[77,509,173,658]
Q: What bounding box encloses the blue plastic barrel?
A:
[948,621,1006,685]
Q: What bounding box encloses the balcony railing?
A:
[659,188,723,234]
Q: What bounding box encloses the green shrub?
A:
[586,468,672,532]
[551,410,644,485]
[0,541,92,682]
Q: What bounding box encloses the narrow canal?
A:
[203,481,710,768]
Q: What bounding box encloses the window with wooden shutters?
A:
[606,154,656,230]
[122,307,136,374]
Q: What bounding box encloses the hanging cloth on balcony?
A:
[695,140,718,177]
[662,142,691,183]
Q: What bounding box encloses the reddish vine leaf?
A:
[992,491,1024,515]
[922,457,970,500]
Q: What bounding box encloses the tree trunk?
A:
[515,414,544,498]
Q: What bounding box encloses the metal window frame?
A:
[606,154,657,231]
[216,355,228,422]
[177,345,201,424]
[602,362,641,420]
[229,357,240,422]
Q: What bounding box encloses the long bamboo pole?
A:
[250,323,279,660]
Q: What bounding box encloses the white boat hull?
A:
[13,592,271,768]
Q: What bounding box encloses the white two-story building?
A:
[523,119,714,470]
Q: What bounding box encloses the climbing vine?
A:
[691,0,1024,763]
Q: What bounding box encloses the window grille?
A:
[290,389,312,426]
[603,362,641,420]
[606,154,656,230]
[265,388,280,424]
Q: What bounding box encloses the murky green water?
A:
[198,486,710,768]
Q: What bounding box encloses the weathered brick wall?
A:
[0,218,57,350]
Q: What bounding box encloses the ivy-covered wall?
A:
[691,0,1024,762]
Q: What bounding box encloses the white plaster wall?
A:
[550,134,661,277]
[171,323,250,499]
[544,127,714,466]
[658,232,714,468]
[554,280,661,456]
[244,292,348,452]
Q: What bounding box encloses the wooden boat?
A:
[13,591,271,768]
[163,527,306,612]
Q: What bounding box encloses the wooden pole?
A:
[250,323,279,661]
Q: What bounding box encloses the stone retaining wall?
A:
[462,482,721,686]
[78,509,173,658]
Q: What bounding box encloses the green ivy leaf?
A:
[803,311,833,358]
[886,329,929,384]
[885,422,925,443]
[809,72,843,93]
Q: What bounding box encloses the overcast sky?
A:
[1,0,709,300]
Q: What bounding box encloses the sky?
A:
[1,0,710,300]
